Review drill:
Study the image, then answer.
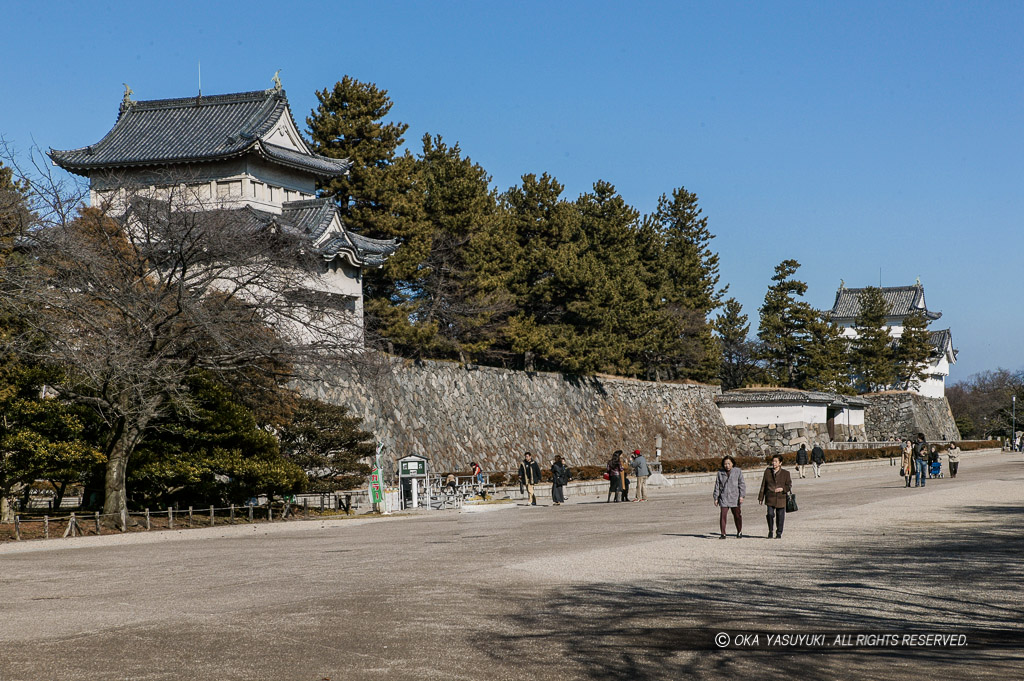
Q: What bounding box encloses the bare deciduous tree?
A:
[0,146,376,524]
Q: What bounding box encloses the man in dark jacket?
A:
[795,444,809,478]
[518,452,542,505]
[810,443,825,478]
[912,433,928,488]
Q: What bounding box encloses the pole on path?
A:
[230,504,235,523]
[14,515,20,541]
[168,507,174,529]
[145,509,151,531]
[44,515,49,539]
[94,511,101,535]
[1013,395,1016,451]
[210,505,215,526]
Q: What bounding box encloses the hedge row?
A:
[491,440,1000,484]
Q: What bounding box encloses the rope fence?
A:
[5,497,367,542]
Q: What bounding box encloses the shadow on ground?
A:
[473,504,1024,681]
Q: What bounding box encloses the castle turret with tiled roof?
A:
[49,76,398,338]
[828,280,956,399]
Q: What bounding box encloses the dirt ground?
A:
[1,450,1021,681]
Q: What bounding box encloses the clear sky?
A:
[3,1,1021,382]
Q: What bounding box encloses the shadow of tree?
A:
[473,504,1024,680]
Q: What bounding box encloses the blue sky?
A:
[3,1,1021,382]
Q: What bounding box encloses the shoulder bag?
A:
[786,491,798,513]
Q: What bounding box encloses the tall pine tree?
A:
[893,311,933,390]
[757,260,816,387]
[713,298,760,390]
[851,287,895,392]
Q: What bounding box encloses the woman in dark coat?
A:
[713,455,746,539]
[795,444,809,478]
[606,450,624,502]
[758,454,793,539]
[551,455,570,505]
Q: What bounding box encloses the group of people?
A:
[899,433,961,487]
[712,454,793,540]
[794,443,826,479]
[515,449,652,506]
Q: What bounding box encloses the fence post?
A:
[209,505,215,526]
[188,506,193,527]
[320,494,324,512]
[95,511,101,535]
[44,515,49,539]
[230,504,235,523]
[121,508,127,532]
[168,507,174,529]
[145,508,151,531]
[304,498,308,518]
[248,504,253,523]
[14,515,20,541]
[268,504,273,522]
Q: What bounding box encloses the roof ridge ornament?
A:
[120,83,136,114]
[266,70,282,94]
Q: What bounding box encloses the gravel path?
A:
[1,450,1021,681]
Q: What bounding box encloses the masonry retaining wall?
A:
[307,357,739,474]
[863,392,961,442]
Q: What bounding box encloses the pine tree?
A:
[798,314,853,393]
[893,311,933,390]
[366,135,514,361]
[306,76,409,236]
[713,298,760,390]
[851,287,895,392]
[278,397,375,493]
[757,260,815,387]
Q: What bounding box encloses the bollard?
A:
[248,504,253,523]
[268,504,273,522]
[304,498,308,518]
[145,509,151,530]
[120,508,127,532]
[210,505,215,526]
[230,504,235,523]
[188,506,193,527]
[14,515,20,541]
[44,515,49,539]
[95,511,101,535]
[320,494,325,512]
[168,507,174,529]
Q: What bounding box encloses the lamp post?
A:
[1013,395,1016,452]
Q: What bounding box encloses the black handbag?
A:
[899,466,905,476]
[786,492,798,513]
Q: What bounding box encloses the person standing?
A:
[713,455,746,539]
[901,438,914,488]
[551,455,570,505]
[810,443,825,478]
[631,449,651,501]
[758,454,792,539]
[795,444,809,478]
[519,452,542,505]
[912,433,928,488]
[606,451,624,502]
[470,461,486,499]
[947,443,960,479]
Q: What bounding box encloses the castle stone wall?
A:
[307,358,738,474]
[863,392,961,442]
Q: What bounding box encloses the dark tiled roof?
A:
[829,284,941,322]
[121,197,397,268]
[928,328,957,361]
[716,389,868,408]
[49,89,349,178]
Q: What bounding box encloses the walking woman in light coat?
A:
[713,455,746,539]
[901,439,914,488]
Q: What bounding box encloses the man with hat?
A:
[631,449,651,502]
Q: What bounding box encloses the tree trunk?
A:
[0,495,12,524]
[102,421,145,525]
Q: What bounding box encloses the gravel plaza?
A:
[1,449,1021,681]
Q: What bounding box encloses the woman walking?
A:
[795,444,808,478]
[551,455,570,505]
[901,439,914,488]
[758,454,792,539]
[947,444,960,478]
[713,456,746,539]
[606,451,624,502]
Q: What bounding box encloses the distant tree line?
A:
[947,369,1023,439]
